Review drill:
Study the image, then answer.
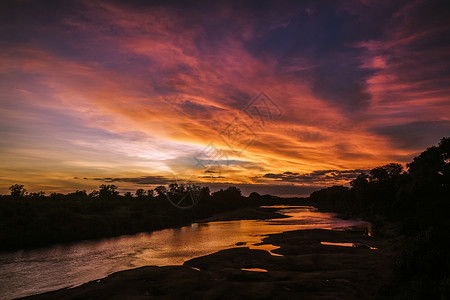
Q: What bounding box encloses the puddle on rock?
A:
[247,244,284,256]
[241,268,268,273]
[321,241,378,250]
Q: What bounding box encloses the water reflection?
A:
[241,268,268,272]
[248,244,284,256]
[321,241,378,250]
[0,206,368,299]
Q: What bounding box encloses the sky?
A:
[0,0,449,196]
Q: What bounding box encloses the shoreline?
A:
[1,206,288,254]
[21,209,394,299]
[194,206,289,222]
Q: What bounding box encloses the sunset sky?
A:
[1,0,449,196]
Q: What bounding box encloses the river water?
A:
[0,206,369,299]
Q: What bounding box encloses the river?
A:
[0,206,369,299]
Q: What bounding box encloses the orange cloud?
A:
[1,0,448,195]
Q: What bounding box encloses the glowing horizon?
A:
[1,1,449,196]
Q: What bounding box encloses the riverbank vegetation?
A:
[2,137,449,298]
[309,137,450,299]
[0,183,290,251]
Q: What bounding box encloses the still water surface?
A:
[0,206,369,299]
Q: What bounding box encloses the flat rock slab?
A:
[22,229,392,299]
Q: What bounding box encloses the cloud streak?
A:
[0,0,449,195]
[263,169,370,184]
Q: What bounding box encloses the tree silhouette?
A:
[147,189,155,197]
[154,185,167,196]
[369,163,403,183]
[99,184,119,199]
[135,189,145,198]
[309,137,450,299]
[29,191,45,199]
[407,137,449,191]
[9,184,26,197]
[350,173,369,188]
[89,190,99,198]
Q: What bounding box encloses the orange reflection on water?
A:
[0,206,370,299]
[241,268,268,272]
[248,244,283,256]
[321,241,378,250]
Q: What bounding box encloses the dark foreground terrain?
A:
[7,137,450,298]
[23,228,393,299]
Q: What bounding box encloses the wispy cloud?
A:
[0,0,448,194]
[263,169,370,184]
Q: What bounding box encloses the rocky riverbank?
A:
[23,227,394,299]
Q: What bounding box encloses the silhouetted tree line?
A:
[310,137,450,299]
[2,138,448,297]
[1,181,283,251]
